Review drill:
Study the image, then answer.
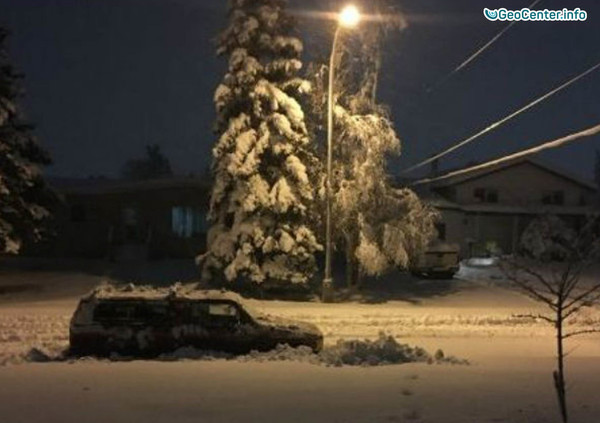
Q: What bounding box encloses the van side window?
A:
[94,301,138,322]
[138,301,169,323]
[206,302,240,328]
[209,303,238,317]
[190,302,209,319]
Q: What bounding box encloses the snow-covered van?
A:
[70,284,323,356]
[411,242,460,279]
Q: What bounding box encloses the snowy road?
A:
[1,267,600,422]
[1,355,599,423]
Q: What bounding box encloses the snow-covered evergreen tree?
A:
[199,0,321,285]
[0,27,53,254]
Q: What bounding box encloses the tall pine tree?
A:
[199,0,321,285]
[0,27,53,254]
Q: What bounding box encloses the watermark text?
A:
[483,8,587,22]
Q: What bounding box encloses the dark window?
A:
[473,188,498,203]
[171,207,208,238]
[435,223,446,241]
[70,204,86,222]
[542,191,564,205]
[474,188,485,202]
[94,300,168,324]
[138,301,169,323]
[190,302,210,319]
[122,207,139,242]
[93,301,139,322]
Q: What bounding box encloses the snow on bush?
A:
[318,333,468,366]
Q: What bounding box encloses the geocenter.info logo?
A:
[483,7,587,21]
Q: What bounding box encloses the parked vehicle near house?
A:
[69,285,323,356]
[411,242,460,279]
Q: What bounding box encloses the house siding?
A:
[453,162,594,206]
[431,160,597,257]
[44,180,210,260]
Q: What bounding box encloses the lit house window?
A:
[473,187,498,203]
[171,207,207,238]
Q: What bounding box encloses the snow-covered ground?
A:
[1,262,599,422]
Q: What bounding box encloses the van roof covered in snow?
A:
[83,283,245,303]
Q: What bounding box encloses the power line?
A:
[411,123,600,186]
[426,0,543,93]
[402,59,600,175]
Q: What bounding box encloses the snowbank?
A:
[455,261,508,283]
[4,333,468,368]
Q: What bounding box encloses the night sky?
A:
[1,0,599,180]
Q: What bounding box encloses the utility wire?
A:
[426,0,543,93]
[411,123,600,186]
[402,59,600,175]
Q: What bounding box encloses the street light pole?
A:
[322,5,361,303]
[322,27,341,303]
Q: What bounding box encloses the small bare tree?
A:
[501,215,600,423]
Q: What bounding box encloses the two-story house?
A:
[426,158,597,257]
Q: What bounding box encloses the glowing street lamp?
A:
[322,5,361,302]
[339,5,361,28]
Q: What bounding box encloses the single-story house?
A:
[46,176,211,260]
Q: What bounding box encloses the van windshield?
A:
[239,300,263,321]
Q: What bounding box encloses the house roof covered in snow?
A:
[430,157,597,191]
[49,176,212,196]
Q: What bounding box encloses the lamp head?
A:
[339,5,361,28]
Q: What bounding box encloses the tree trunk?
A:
[345,233,359,290]
[345,238,354,289]
[554,307,568,423]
